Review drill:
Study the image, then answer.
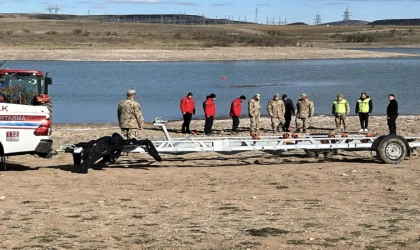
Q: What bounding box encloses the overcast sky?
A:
[2,0,420,24]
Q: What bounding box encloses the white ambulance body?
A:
[0,103,53,157]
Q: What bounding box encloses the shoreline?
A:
[1,47,420,61]
[52,114,420,126]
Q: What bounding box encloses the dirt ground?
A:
[1,47,419,61]
[1,116,420,249]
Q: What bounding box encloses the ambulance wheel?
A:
[378,137,407,164]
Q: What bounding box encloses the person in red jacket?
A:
[230,95,246,133]
[203,93,216,135]
[180,92,196,134]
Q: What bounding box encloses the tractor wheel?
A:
[377,137,407,164]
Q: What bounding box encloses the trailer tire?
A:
[378,137,407,164]
[305,150,319,158]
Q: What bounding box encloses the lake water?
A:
[4,56,420,123]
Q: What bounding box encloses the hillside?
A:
[0,13,420,50]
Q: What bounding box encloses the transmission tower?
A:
[45,5,54,14]
[255,8,258,23]
[343,7,351,25]
[45,5,62,14]
[314,12,322,25]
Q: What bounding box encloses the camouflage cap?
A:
[274,93,279,98]
[337,94,343,99]
[127,89,136,95]
[301,93,307,97]
[255,94,261,99]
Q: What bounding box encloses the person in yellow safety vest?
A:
[355,92,373,133]
[332,94,350,132]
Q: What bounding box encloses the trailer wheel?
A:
[378,137,407,164]
[305,150,319,158]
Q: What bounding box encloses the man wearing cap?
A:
[248,94,262,133]
[282,94,295,132]
[332,94,350,132]
[230,95,246,133]
[295,93,314,133]
[117,89,144,139]
[180,92,196,134]
[267,94,285,133]
[204,93,216,135]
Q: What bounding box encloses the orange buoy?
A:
[221,75,226,80]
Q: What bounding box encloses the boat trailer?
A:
[59,118,420,173]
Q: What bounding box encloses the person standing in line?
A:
[387,94,398,135]
[295,93,314,133]
[204,93,216,135]
[117,89,144,139]
[282,94,294,132]
[332,94,350,132]
[230,95,246,133]
[355,92,373,133]
[267,93,285,133]
[180,92,196,134]
[248,94,262,133]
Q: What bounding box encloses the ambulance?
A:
[0,68,53,166]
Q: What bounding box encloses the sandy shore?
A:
[1,115,419,249]
[2,47,419,61]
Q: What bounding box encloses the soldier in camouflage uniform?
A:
[267,93,285,133]
[117,89,144,139]
[248,94,261,133]
[295,93,314,133]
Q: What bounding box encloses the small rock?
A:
[350,170,357,173]
[309,238,315,241]
[251,196,257,199]
[341,173,348,176]
[0,196,6,200]
[385,187,394,191]
[98,200,105,203]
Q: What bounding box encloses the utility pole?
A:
[255,8,258,23]
[343,7,351,25]
[314,12,322,25]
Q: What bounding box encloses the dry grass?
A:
[1,15,420,50]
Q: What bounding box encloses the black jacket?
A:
[387,99,398,117]
[355,96,373,114]
[283,99,295,115]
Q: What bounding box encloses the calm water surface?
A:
[4,57,420,123]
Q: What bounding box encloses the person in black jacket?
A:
[387,94,398,135]
[282,94,295,132]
